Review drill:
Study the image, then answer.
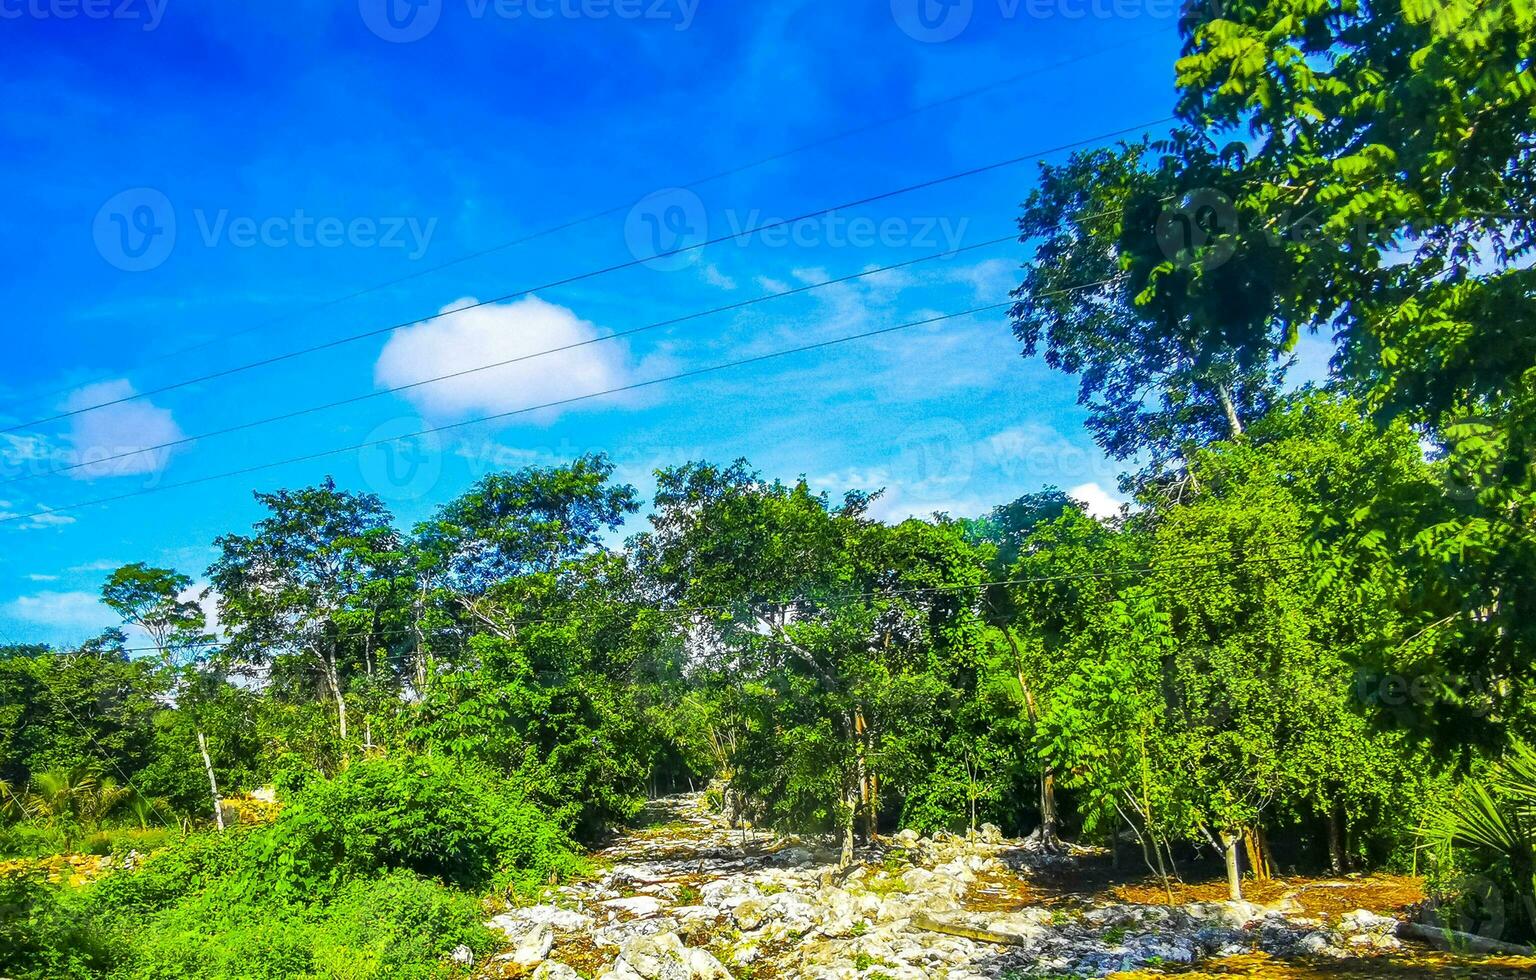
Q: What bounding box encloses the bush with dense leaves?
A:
[0,871,113,980]
[112,869,493,980]
[84,826,253,920]
[0,822,73,858]
[256,754,581,897]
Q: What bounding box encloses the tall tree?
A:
[414,453,638,642]
[1010,134,1292,486]
[408,457,657,836]
[209,479,400,760]
[964,490,1078,847]
[101,564,224,830]
[1159,0,1536,746]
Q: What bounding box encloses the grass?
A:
[854,951,896,970]
[861,869,910,898]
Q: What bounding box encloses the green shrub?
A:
[0,871,116,979]
[116,869,488,980]
[0,822,74,858]
[80,827,171,856]
[256,754,579,898]
[84,827,253,921]
[116,894,325,980]
[56,756,574,978]
[270,753,323,799]
[310,870,496,978]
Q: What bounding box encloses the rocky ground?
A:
[476,794,1536,980]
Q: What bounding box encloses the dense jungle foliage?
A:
[3,0,1533,975]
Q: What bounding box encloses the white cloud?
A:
[3,590,114,632]
[25,506,75,527]
[374,296,636,421]
[3,581,222,648]
[184,580,224,640]
[809,466,987,525]
[982,424,1105,489]
[62,379,184,480]
[0,433,50,468]
[700,263,737,290]
[864,488,989,525]
[1068,481,1125,520]
[947,257,1017,303]
[69,559,123,573]
[0,499,77,531]
[26,574,59,582]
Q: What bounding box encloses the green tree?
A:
[101,563,225,830]
[0,636,162,803]
[964,489,1079,847]
[1170,0,1536,737]
[1010,134,1291,485]
[409,457,657,836]
[209,479,401,760]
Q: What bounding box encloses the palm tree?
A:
[1420,743,1536,942]
[0,776,31,821]
[126,794,172,830]
[24,768,144,831]
[26,767,100,825]
[82,776,135,829]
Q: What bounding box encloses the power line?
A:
[0,32,1168,417]
[1,116,1176,436]
[0,235,1023,487]
[0,297,1038,526]
[0,273,1135,527]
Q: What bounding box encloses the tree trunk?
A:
[1260,826,1278,880]
[1214,382,1244,439]
[838,704,858,868]
[1121,796,1175,904]
[363,632,375,751]
[1002,627,1060,849]
[969,762,979,838]
[840,780,857,869]
[1243,825,1272,881]
[412,590,427,694]
[867,773,880,841]
[325,662,349,746]
[1040,770,1060,848]
[1221,830,1244,901]
[854,708,871,843]
[197,730,225,832]
[311,643,349,751]
[1327,803,1348,875]
[1110,807,1121,872]
[333,684,348,743]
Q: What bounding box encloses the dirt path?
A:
[480,794,1536,980]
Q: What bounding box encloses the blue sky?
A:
[0,0,1209,645]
